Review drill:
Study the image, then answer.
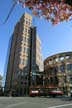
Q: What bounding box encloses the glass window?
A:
[60,65,65,72]
[49,60,52,64]
[67,64,72,71]
[67,76,70,82]
[21,76,23,79]
[18,71,20,76]
[55,58,59,62]
[27,48,29,54]
[21,72,24,76]
[25,28,27,32]
[28,38,30,43]
[28,21,30,25]
[55,76,59,84]
[26,38,29,43]
[26,20,28,24]
[54,66,58,73]
[24,47,27,53]
[60,56,64,61]
[20,59,24,65]
[25,59,28,65]
[50,77,53,83]
[25,75,27,80]
[23,37,26,42]
[28,29,30,34]
[24,47,25,53]
[66,55,70,59]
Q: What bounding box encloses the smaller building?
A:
[44,52,72,94]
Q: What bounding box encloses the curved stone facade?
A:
[44,52,72,94]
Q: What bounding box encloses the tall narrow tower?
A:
[5,13,43,96]
[5,13,32,95]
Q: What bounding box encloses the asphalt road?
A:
[0,96,72,108]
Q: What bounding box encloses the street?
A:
[0,96,72,108]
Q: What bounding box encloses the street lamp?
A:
[63,73,69,95]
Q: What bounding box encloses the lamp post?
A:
[63,73,69,95]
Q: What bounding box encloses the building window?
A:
[67,64,72,71]
[25,75,27,80]
[50,77,53,84]
[26,20,28,24]
[49,60,52,65]
[20,59,24,65]
[66,55,70,59]
[21,72,24,76]
[26,48,28,53]
[18,71,20,76]
[24,47,28,53]
[29,21,31,25]
[70,76,72,84]
[54,76,59,84]
[27,48,29,54]
[60,65,65,72]
[26,38,29,43]
[55,58,59,62]
[60,56,64,61]
[25,28,27,33]
[27,38,30,44]
[23,37,26,42]
[53,66,58,74]
[24,47,26,53]
[28,29,30,34]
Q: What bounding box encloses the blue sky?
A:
[0,0,72,76]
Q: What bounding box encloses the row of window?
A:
[45,77,59,84]
[20,59,28,65]
[60,64,72,72]
[47,64,72,73]
[24,47,29,54]
[22,37,30,44]
[23,28,30,34]
[24,19,31,25]
[21,47,29,54]
[47,55,71,65]
[18,71,28,76]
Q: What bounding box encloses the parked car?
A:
[47,88,63,97]
[38,88,47,96]
[29,87,63,97]
[29,88,39,97]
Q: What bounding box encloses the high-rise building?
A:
[0,75,2,88]
[4,13,43,96]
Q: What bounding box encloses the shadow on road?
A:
[60,96,72,101]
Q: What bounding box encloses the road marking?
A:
[3,102,27,108]
[48,103,72,108]
[0,97,12,100]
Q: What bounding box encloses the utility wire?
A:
[3,2,16,24]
